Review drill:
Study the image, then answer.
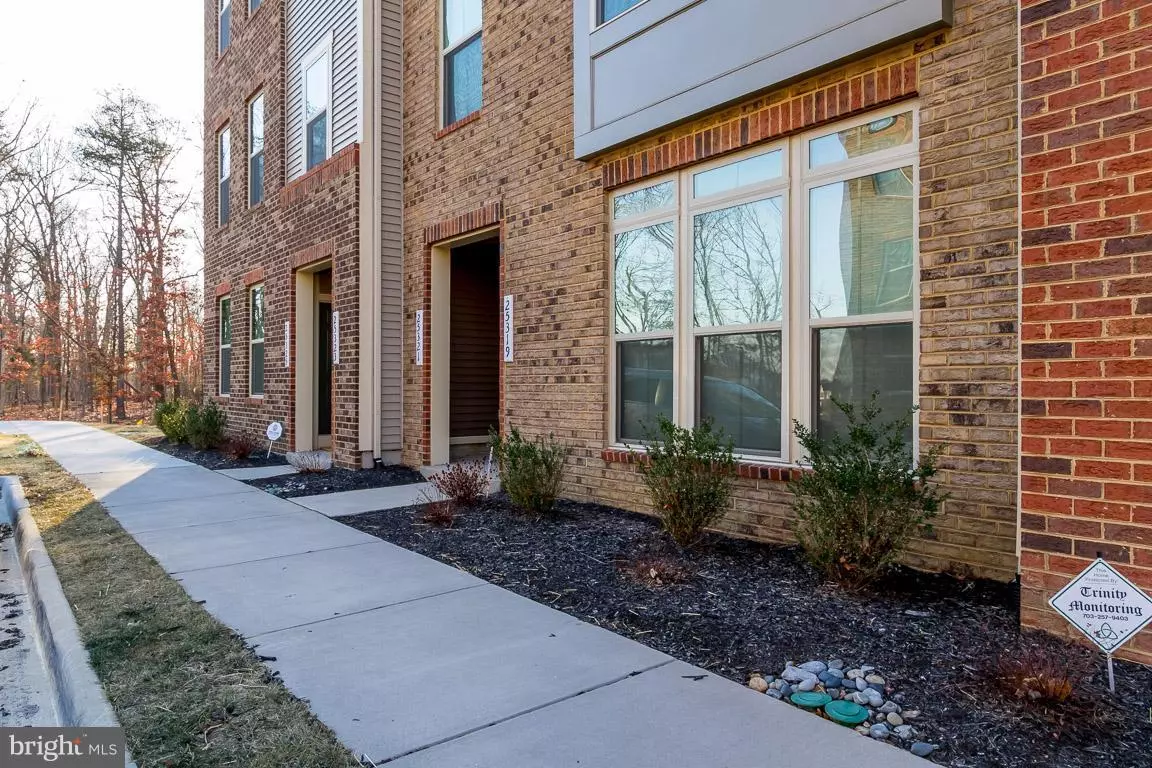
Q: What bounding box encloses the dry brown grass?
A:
[0,434,359,768]
[617,555,694,588]
[101,422,165,443]
[420,498,458,527]
[996,643,1095,706]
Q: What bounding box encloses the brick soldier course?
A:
[1019,0,1152,665]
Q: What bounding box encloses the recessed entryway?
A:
[294,261,335,452]
[449,239,499,460]
[428,228,501,466]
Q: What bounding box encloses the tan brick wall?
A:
[1019,0,1152,665]
[403,0,1018,579]
[203,0,362,467]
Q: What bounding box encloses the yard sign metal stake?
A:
[265,421,283,459]
[1048,557,1152,694]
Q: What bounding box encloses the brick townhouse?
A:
[403,1,1019,578]
[1018,0,1152,663]
[203,0,404,468]
[206,0,1152,662]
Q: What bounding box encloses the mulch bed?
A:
[142,437,425,496]
[141,437,290,470]
[243,465,425,498]
[341,496,1152,768]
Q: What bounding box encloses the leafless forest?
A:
[0,90,203,422]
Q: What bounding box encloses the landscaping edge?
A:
[1,475,125,734]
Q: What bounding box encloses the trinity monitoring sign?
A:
[1049,558,1152,654]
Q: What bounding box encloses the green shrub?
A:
[635,415,735,550]
[185,402,227,450]
[789,394,945,589]
[489,427,570,516]
[153,400,189,444]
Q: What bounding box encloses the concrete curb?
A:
[1,475,121,729]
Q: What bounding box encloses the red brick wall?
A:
[1019,0,1152,664]
[403,0,1019,579]
[203,0,362,467]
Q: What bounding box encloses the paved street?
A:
[6,421,924,767]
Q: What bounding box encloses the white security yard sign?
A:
[1050,557,1152,691]
[1049,558,1152,654]
[415,310,424,366]
[265,421,283,459]
[503,295,514,362]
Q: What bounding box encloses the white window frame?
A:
[301,38,332,173]
[249,284,265,397]
[218,126,231,227]
[440,0,483,127]
[219,297,232,396]
[608,102,920,464]
[594,0,648,28]
[218,0,231,54]
[248,93,265,207]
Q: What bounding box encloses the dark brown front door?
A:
[449,239,499,448]
[317,301,333,437]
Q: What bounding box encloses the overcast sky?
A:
[2,0,205,265]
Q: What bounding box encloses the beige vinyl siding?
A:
[379,0,404,452]
[285,0,360,179]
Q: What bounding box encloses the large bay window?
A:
[610,106,918,460]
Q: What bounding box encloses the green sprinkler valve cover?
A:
[789,691,832,709]
[824,699,869,725]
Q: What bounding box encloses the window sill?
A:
[601,446,804,482]
[435,109,483,140]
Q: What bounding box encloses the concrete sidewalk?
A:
[6,421,924,767]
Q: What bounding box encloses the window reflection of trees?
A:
[613,181,674,220]
[692,197,783,328]
[613,222,674,334]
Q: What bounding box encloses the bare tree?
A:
[9,135,86,409]
[124,111,193,400]
[75,89,156,418]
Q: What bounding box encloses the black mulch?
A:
[141,436,425,497]
[341,496,1152,768]
[243,464,425,498]
[141,438,289,470]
